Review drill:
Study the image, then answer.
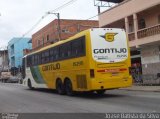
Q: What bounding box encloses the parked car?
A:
[7,76,19,83]
[0,71,12,83]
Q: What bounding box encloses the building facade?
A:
[32,19,98,50]
[99,0,160,80]
[0,50,9,71]
[8,38,32,70]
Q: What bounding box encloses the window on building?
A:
[129,24,134,33]
[47,35,49,42]
[62,29,69,33]
[138,18,146,29]
[158,15,160,24]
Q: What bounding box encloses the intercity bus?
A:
[22,28,132,95]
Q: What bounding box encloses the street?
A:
[0,83,160,113]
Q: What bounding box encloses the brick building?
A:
[32,19,98,50]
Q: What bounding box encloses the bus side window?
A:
[49,49,54,62]
[71,36,85,57]
[53,47,59,60]
[44,50,49,63]
[31,55,35,66]
[37,53,41,65]
[34,55,37,65]
[59,42,71,59]
[41,52,45,64]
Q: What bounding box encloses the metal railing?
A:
[137,24,160,39]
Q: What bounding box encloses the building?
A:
[0,50,9,71]
[32,19,98,50]
[8,37,32,74]
[98,0,160,80]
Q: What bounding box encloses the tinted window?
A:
[71,36,85,57]
[44,50,50,63]
[27,55,32,67]
[27,36,85,66]
[59,42,71,59]
[49,47,59,61]
[41,52,45,64]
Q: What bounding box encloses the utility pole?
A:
[98,6,101,14]
[47,12,61,41]
[57,13,61,41]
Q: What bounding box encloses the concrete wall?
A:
[8,38,32,68]
[32,19,99,49]
[0,50,9,71]
[141,45,160,75]
[138,5,160,28]
[99,0,160,27]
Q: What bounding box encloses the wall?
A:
[138,5,160,28]
[32,19,99,49]
[8,38,32,68]
[99,0,160,27]
[0,50,9,71]
[141,45,160,75]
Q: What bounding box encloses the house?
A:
[32,19,99,50]
[98,0,160,81]
[8,37,32,75]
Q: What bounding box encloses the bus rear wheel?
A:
[56,79,65,95]
[65,79,74,96]
[96,90,106,95]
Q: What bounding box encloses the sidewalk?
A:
[120,85,160,92]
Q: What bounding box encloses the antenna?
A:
[94,0,125,14]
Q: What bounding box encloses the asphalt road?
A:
[0,83,160,113]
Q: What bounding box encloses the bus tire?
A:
[56,79,65,95]
[96,90,106,95]
[65,79,74,96]
[28,79,34,90]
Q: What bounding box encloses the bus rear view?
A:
[89,28,132,93]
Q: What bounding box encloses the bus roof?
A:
[24,28,124,57]
[26,28,92,56]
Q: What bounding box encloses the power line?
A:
[7,0,79,56]
[22,0,78,38]
[48,0,78,13]
[22,15,47,37]
[62,13,99,30]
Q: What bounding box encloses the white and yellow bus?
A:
[22,28,132,95]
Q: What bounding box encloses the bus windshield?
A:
[90,28,128,63]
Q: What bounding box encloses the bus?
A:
[22,28,132,95]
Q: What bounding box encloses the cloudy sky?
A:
[0,0,110,48]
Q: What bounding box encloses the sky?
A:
[0,0,111,48]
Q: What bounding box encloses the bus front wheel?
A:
[28,79,34,90]
[56,79,65,95]
[65,79,74,96]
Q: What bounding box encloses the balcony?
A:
[137,24,160,39]
[128,32,135,41]
[99,0,160,27]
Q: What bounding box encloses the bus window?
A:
[71,36,85,57]
[60,42,71,59]
[53,47,59,61]
[44,50,49,63]
[22,57,26,79]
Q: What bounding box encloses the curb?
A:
[119,88,160,92]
